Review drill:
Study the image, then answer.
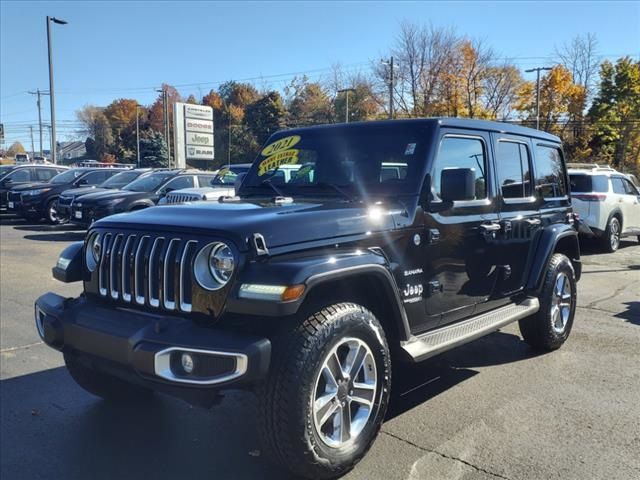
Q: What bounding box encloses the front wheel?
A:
[519,253,577,351]
[45,198,62,225]
[258,303,391,479]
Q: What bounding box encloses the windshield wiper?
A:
[298,182,356,201]
[260,179,286,198]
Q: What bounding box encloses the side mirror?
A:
[441,168,476,202]
[234,172,246,190]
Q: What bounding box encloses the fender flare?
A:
[526,224,580,291]
[127,201,154,211]
[225,252,411,341]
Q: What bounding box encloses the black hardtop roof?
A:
[283,117,561,143]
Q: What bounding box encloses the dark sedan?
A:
[70,169,214,226]
[57,169,153,222]
[7,167,127,223]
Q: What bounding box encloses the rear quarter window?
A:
[534,144,567,199]
[569,174,608,193]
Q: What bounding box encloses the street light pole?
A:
[136,104,141,168]
[525,66,552,130]
[337,88,356,123]
[46,16,67,164]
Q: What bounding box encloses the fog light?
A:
[181,352,194,374]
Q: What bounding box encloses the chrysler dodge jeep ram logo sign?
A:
[174,102,215,166]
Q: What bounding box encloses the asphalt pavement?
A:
[1,213,639,480]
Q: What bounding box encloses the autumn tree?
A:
[589,57,640,171]
[148,84,181,156]
[286,76,333,126]
[333,77,381,123]
[104,98,140,161]
[481,64,524,120]
[6,141,26,157]
[245,91,287,146]
[76,105,114,160]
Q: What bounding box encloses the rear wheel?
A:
[519,253,577,351]
[64,352,152,403]
[258,303,391,479]
[601,216,621,252]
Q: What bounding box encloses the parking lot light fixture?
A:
[46,16,68,165]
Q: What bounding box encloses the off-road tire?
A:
[64,352,152,403]
[601,216,621,253]
[257,303,391,479]
[519,253,577,351]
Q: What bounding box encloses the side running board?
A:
[401,297,540,362]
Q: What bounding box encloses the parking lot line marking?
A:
[0,341,44,353]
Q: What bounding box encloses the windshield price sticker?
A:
[261,135,301,157]
[258,149,299,176]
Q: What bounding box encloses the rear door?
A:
[419,129,501,330]
[490,134,542,302]
[613,176,640,233]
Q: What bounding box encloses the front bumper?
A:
[70,203,113,226]
[35,292,271,403]
[11,195,44,217]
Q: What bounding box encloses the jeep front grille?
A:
[97,233,199,312]
[166,193,201,204]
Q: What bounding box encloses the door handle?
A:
[479,223,501,232]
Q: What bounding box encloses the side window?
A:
[197,175,216,186]
[534,145,566,199]
[496,140,532,199]
[164,176,194,191]
[611,177,627,194]
[623,179,639,195]
[35,168,58,181]
[7,169,31,182]
[81,171,110,185]
[432,136,487,201]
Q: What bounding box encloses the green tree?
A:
[77,105,114,160]
[588,57,640,170]
[245,91,287,145]
[139,130,169,168]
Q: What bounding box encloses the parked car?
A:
[69,169,215,226]
[568,164,640,251]
[7,167,128,223]
[37,118,581,479]
[0,164,68,210]
[57,169,153,222]
[160,164,252,204]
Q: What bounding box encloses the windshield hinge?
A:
[273,196,293,204]
[252,233,269,256]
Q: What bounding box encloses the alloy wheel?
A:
[609,218,620,251]
[551,272,572,334]
[312,337,377,448]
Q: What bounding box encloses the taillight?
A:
[572,194,606,202]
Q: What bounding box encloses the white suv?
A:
[568,164,640,252]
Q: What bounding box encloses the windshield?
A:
[100,171,141,188]
[0,166,15,179]
[239,124,428,199]
[123,172,173,192]
[50,169,84,184]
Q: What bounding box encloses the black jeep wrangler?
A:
[36,118,580,479]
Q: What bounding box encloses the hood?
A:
[96,198,405,250]
[60,186,105,198]
[11,182,54,192]
[75,189,148,203]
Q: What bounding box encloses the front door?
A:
[417,130,501,332]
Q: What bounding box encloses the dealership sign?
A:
[174,102,214,167]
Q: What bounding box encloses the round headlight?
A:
[209,243,234,284]
[194,242,235,290]
[85,233,101,272]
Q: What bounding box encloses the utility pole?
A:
[156,88,169,167]
[28,89,48,156]
[525,66,552,130]
[29,126,35,158]
[46,16,67,164]
[337,88,356,123]
[381,57,394,119]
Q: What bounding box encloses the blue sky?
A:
[1,0,639,149]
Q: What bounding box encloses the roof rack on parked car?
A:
[566,162,616,172]
[72,161,135,168]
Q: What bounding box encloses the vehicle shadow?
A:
[614,301,640,325]
[579,238,638,256]
[0,331,533,480]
